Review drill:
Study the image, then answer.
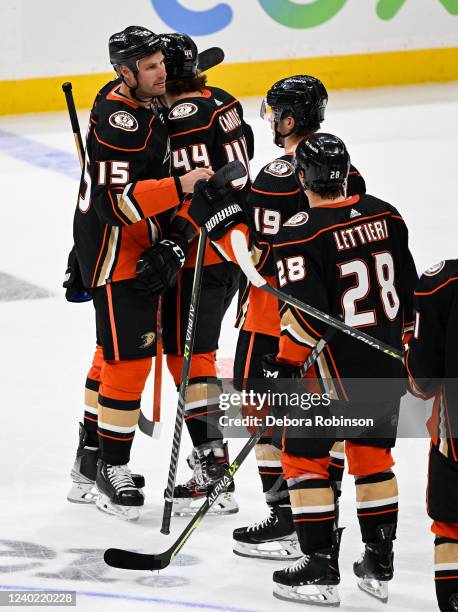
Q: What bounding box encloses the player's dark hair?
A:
[166,74,208,96]
[313,185,346,200]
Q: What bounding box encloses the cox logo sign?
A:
[151,0,458,35]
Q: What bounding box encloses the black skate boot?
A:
[273,528,343,606]
[172,441,238,516]
[353,523,395,603]
[448,594,458,612]
[68,424,145,504]
[233,504,301,560]
[95,459,144,521]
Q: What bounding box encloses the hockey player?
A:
[210,76,365,560]
[259,133,417,605]
[406,260,458,612]
[67,26,211,520]
[137,32,253,516]
[186,132,416,604]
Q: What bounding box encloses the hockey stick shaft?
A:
[160,228,207,535]
[104,326,334,571]
[160,161,247,535]
[230,230,403,362]
[62,82,84,169]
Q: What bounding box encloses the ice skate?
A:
[68,424,144,504]
[172,442,239,516]
[233,504,301,560]
[354,524,395,603]
[95,460,144,521]
[273,529,343,606]
[448,594,458,611]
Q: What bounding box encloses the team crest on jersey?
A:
[264,160,293,178]
[139,331,156,349]
[424,261,445,276]
[284,212,309,227]
[168,102,198,120]
[109,111,138,132]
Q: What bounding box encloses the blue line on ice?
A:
[0,584,260,611]
[0,129,80,180]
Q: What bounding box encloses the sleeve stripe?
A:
[273,211,392,248]
[170,99,237,138]
[415,276,458,296]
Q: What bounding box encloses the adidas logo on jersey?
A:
[350,208,361,218]
[214,98,224,107]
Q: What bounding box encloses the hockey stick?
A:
[104,325,335,571]
[62,82,84,169]
[62,81,164,437]
[138,300,163,439]
[197,47,224,72]
[160,160,247,535]
[230,229,403,362]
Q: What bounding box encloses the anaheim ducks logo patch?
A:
[168,102,198,120]
[284,212,309,227]
[264,159,293,178]
[424,261,445,276]
[109,111,138,132]
[139,331,156,349]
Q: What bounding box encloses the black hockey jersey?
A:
[406,260,458,456]
[74,80,182,288]
[273,193,417,384]
[233,157,366,335]
[164,85,252,268]
[166,86,251,189]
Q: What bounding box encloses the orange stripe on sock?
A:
[435,576,458,581]
[184,409,222,421]
[259,470,283,475]
[84,415,98,424]
[98,431,134,442]
[329,461,344,469]
[357,508,398,517]
[106,283,120,361]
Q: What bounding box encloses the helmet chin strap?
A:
[274,122,295,148]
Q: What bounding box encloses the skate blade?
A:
[234,537,301,561]
[274,583,340,607]
[173,492,239,517]
[67,482,98,504]
[95,493,140,522]
[357,578,389,603]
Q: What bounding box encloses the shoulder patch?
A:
[108,111,138,132]
[264,159,293,178]
[168,102,198,120]
[424,261,445,276]
[284,212,309,227]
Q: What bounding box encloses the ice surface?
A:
[1,82,457,611]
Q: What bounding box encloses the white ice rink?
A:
[1,82,457,611]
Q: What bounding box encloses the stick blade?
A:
[137,410,154,437]
[198,47,224,72]
[104,548,169,571]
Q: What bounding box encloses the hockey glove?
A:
[188,179,244,241]
[63,246,92,303]
[262,354,303,379]
[134,238,187,296]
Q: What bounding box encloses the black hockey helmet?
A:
[294,133,350,193]
[161,32,224,81]
[109,26,163,77]
[261,75,328,145]
[160,33,199,80]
